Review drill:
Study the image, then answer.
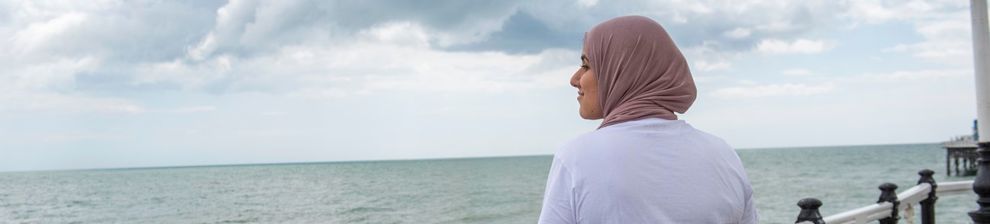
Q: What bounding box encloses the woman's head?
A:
[572,15,697,128]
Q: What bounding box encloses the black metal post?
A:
[878,183,899,224]
[970,142,990,223]
[977,156,981,172]
[795,198,824,224]
[918,169,937,224]
[978,155,983,173]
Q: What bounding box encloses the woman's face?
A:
[570,53,604,120]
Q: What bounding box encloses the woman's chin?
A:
[578,111,603,120]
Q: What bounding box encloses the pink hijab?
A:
[584,16,697,129]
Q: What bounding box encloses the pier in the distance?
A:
[944,120,980,176]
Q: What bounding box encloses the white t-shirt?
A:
[538,118,758,224]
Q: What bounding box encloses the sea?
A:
[0,143,978,224]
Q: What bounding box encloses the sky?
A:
[0,0,982,172]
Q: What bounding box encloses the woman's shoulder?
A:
[687,126,733,149]
[553,129,622,161]
[555,120,734,158]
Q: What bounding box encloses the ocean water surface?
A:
[0,143,977,223]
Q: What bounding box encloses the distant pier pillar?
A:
[958,156,963,176]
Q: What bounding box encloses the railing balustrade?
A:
[794,169,974,224]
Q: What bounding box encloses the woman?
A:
[538,16,758,224]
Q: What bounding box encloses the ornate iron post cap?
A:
[796,198,824,224]
[797,198,822,209]
[918,169,935,181]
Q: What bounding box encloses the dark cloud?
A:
[188,0,523,59]
[3,0,856,97]
[446,11,583,54]
[6,0,842,64]
[319,0,519,31]
[643,3,832,53]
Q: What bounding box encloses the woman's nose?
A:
[570,71,581,88]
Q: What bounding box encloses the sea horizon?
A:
[1,141,944,174]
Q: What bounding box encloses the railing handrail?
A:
[897,183,932,211]
[796,180,974,224]
[819,202,893,224]
[937,181,974,194]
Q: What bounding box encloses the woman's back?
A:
[540,15,757,223]
[539,118,757,223]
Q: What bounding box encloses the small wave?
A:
[456,213,515,223]
[67,200,93,208]
[342,206,396,214]
[214,217,259,224]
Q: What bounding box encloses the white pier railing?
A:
[795,169,973,224]
[945,135,979,149]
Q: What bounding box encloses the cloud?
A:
[9,12,88,55]
[683,41,742,72]
[128,21,578,98]
[360,21,431,47]
[448,11,581,54]
[2,56,98,91]
[782,68,812,76]
[838,0,970,65]
[710,68,968,100]
[854,69,970,82]
[723,27,752,39]
[755,39,833,54]
[40,132,120,143]
[0,0,971,114]
[0,1,877,101]
[883,10,971,64]
[843,0,903,24]
[694,60,732,72]
[167,106,217,113]
[0,92,144,114]
[841,0,963,25]
[713,82,835,99]
[2,1,221,63]
[187,0,260,61]
[577,0,598,8]
[1,1,568,104]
